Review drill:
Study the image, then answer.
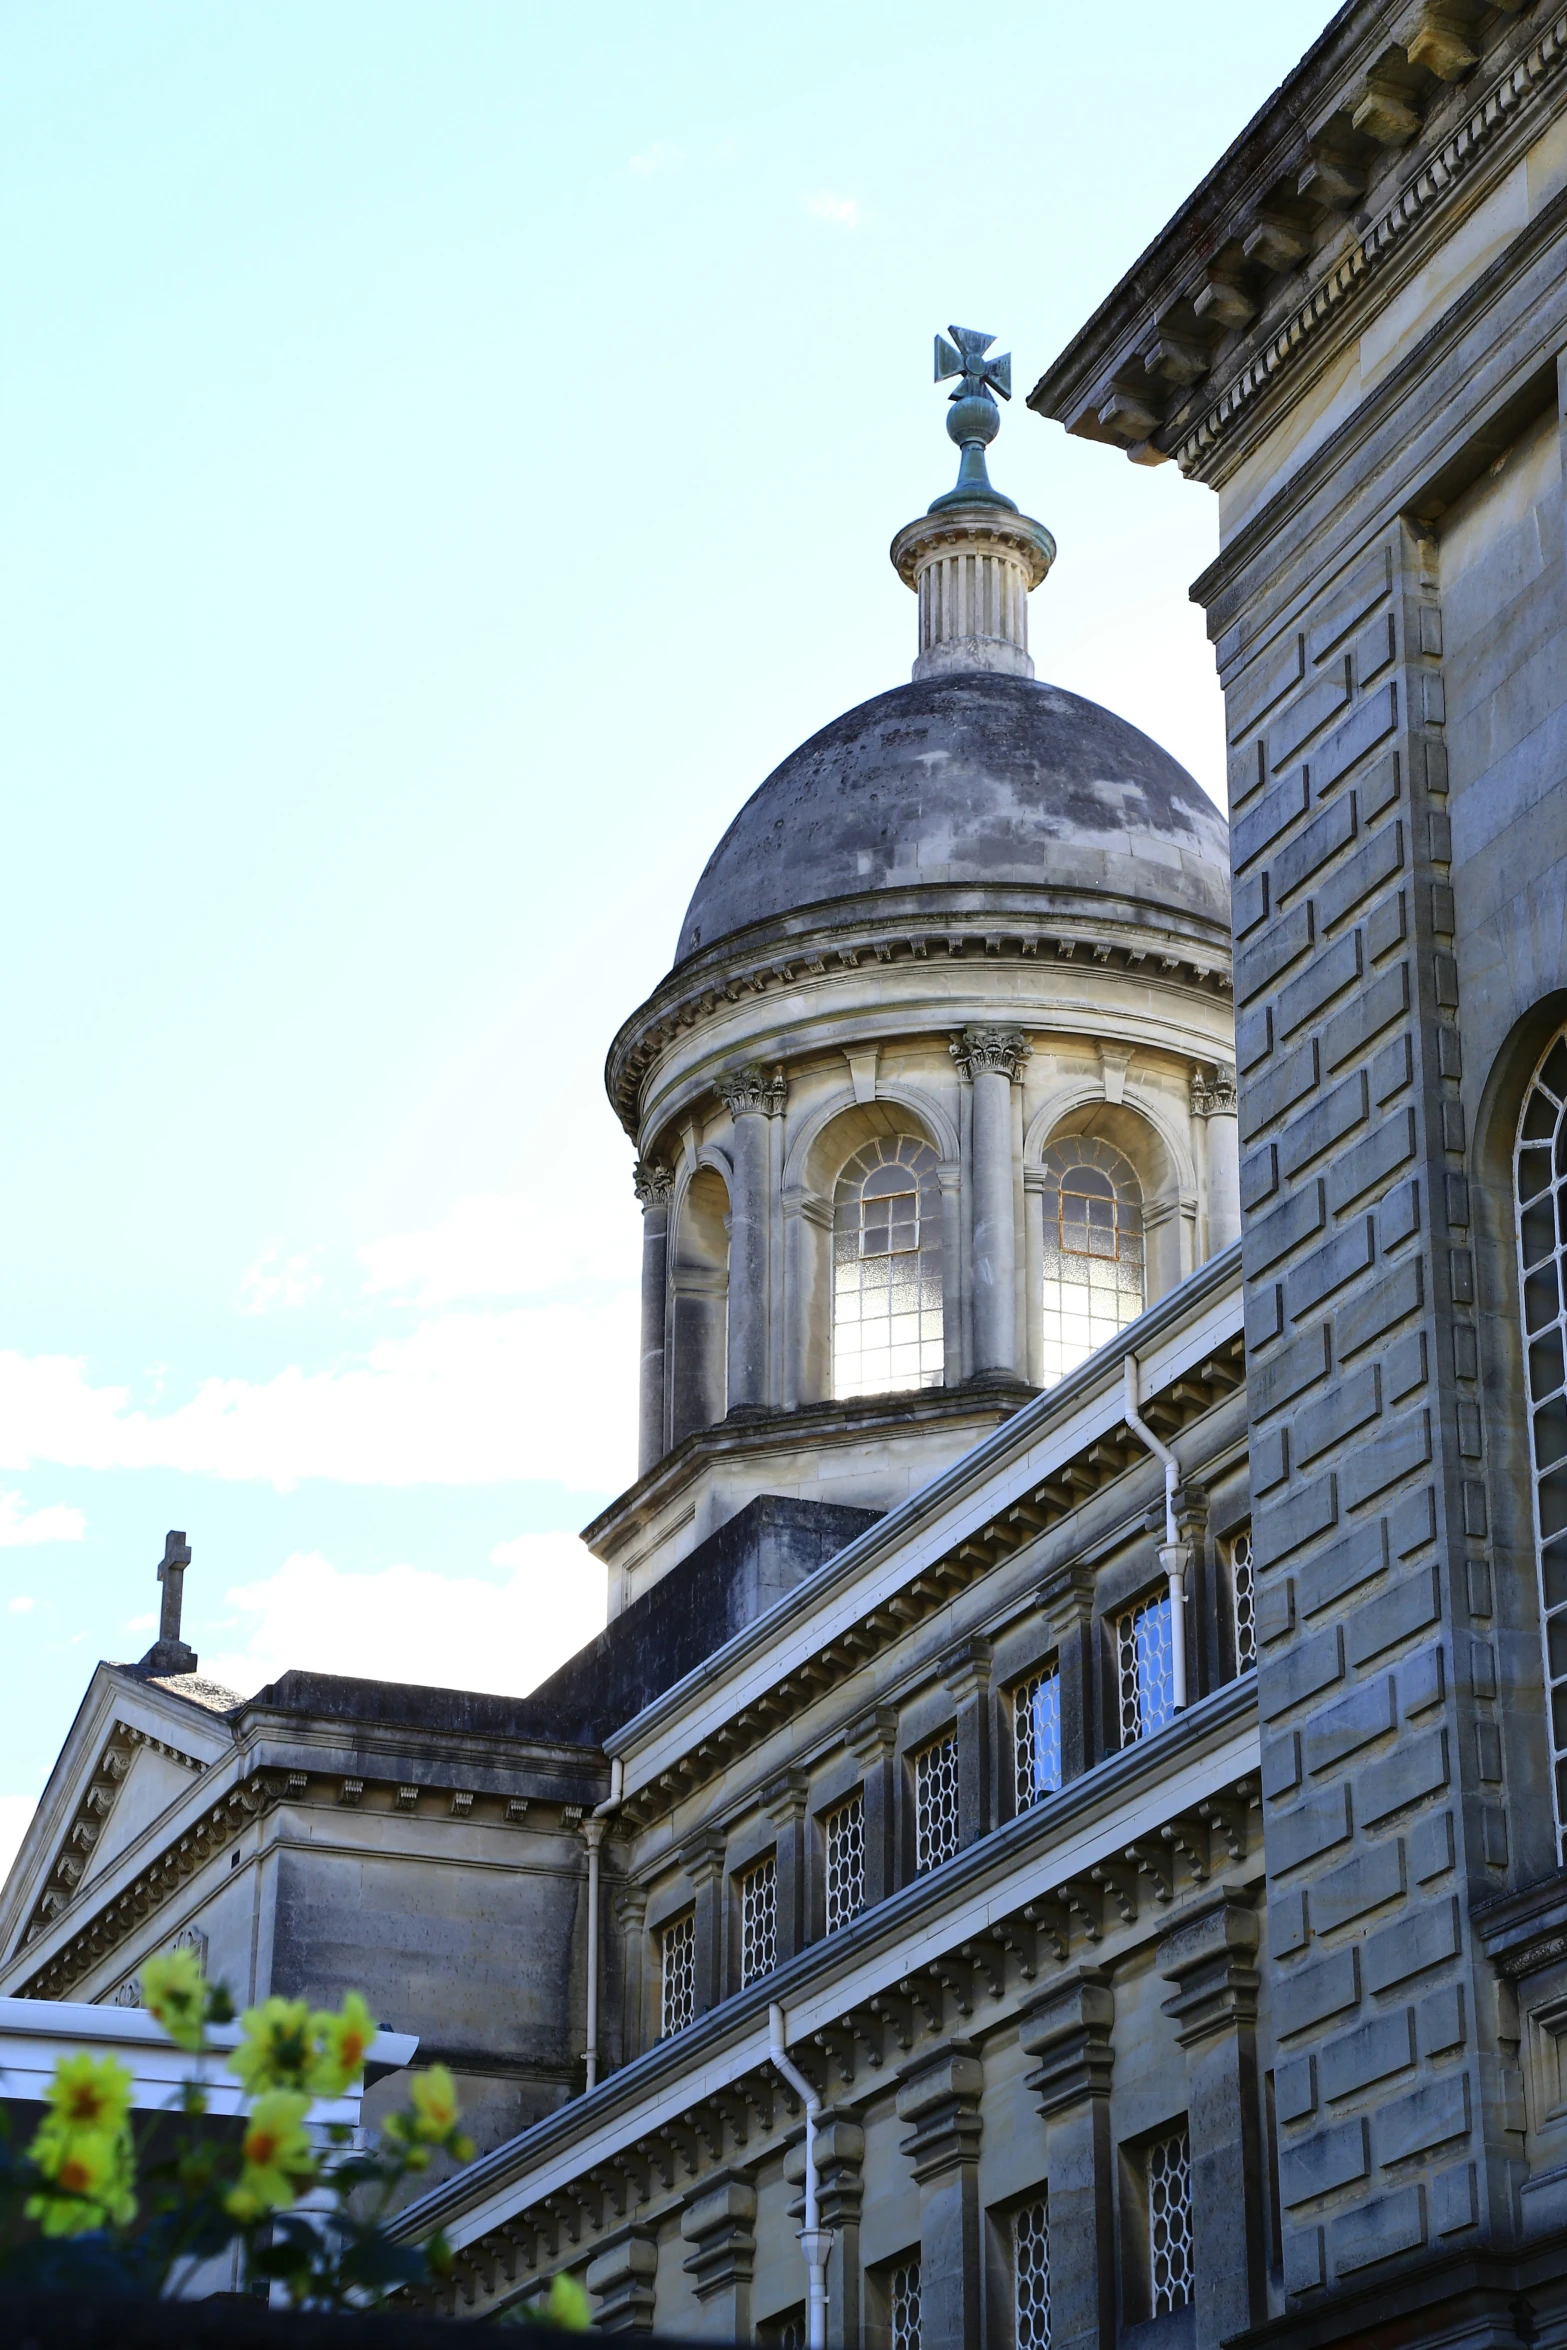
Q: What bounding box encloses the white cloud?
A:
[0,1490,84,1546]
[8,1596,34,1614]
[241,1245,324,1316]
[359,1189,624,1307]
[628,141,684,176]
[200,1535,607,1700]
[0,1794,38,1889]
[806,192,859,227]
[0,1291,638,1492]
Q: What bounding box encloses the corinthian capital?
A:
[950,1025,1032,1083]
[1191,1062,1237,1118]
[717,1062,787,1117]
[632,1157,674,1206]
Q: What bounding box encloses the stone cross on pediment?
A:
[934,326,1012,406]
[157,1529,192,1644]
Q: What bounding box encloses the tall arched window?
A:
[1516,1026,1567,1859]
[1039,1138,1144,1387]
[833,1134,944,1400]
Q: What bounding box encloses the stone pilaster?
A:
[1020,1969,1115,2350]
[679,1828,726,2018]
[941,1637,993,1845]
[1159,1889,1266,2343]
[951,1026,1030,1380]
[1217,519,1501,2294]
[632,1159,674,1475]
[586,2223,659,2332]
[680,2169,757,2339]
[1191,1065,1241,1258]
[764,1768,809,1963]
[786,2110,866,2348]
[895,2040,985,2350]
[848,1704,899,1906]
[615,1884,649,2062]
[717,1064,785,1416]
[1037,1561,1100,1783]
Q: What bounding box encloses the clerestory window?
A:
[659,1909,696,2038]
[833,1135,944,1400]
[1012,1665,1062,1809]
[1039,1139,1144,1387]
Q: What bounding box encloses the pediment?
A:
[0,1667,233,1971]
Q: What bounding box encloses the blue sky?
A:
[0,1,1332,1867]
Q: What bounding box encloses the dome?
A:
[676,672,1230,965]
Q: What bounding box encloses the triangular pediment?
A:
[0,1665,234,1973]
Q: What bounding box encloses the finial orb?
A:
[946,393,1001,450]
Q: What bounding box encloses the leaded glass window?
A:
[824,1794,865,1934]
[1014,2198,1051,2350]
[739,1855,777,1986]
[1517,1028,1567,1859]
[1147,2129,1193,2315]
[1117,1591,1175,1745]
[833,1134,944,1400]
[660,1909,696,2037]
[1227,1524,1255,1673]
[889,2259,922,2350]
[913,1731,960,1873]
[1012,1666,1062,1809]
[1039,1139,1144,1387]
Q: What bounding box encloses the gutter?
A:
[1122,1352,1191,1712]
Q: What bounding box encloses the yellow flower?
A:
[39,2052,133,2137]
[546,2272,592,2332]
[225,2090,316,2221]
[308,1990,377,2096]
[228,1996,314,2095]
[408,2062,460,2142]
[140,1946,208,2052]
[26,2125,137,2235]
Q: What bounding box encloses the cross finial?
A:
[157,1529,192,1645]
[928,325,1017,513]
[934,326,1012,406]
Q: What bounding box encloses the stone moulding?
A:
[15,1719,205,1954]
[604,920,1233,1140]
[1173,9,1567,482]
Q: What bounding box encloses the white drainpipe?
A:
[1123,1353,1189,1711]
[770,2002,831,2350]
[582,1756,624,2093]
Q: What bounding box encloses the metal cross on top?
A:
[934,325,1012,405]
[157,1528,192,1644]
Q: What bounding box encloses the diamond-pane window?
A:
[1148,2129,1193,2314]
[1517,1028,1567,1864]
[824,1794,865,1934]
[833,1135,945,1400]
[1012,1667,1062,1809]
[1117,1590,1175,1745]
[889,2259,922,2350]
[1227,1524,1255,1673]
[1014,2197,1051,2350]
[739,1855,777,1986]
[913,1731,961,1873]
[660,1909,696,2038]
[1040,1139,1144,1388]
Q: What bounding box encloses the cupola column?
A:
[953,1027,1030,1379]
[632,1159,674,1476]
[717,1065,785,1416]
[1192,1063,1240,1257]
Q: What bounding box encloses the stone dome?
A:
[675,671,1230,966]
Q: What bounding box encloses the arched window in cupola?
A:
[832,1135,944,1400]
[1039,1138,1144,1386]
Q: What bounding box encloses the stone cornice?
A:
[1028,0,1562,485]
[604,895,1233,1140]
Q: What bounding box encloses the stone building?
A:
[7,2,1567,2342]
